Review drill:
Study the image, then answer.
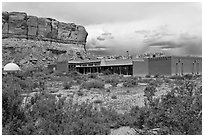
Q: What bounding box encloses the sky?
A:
[2,2,202,56]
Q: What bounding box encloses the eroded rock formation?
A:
[2,11,88,44]
[2,11,88,69]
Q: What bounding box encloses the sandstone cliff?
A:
[2,11,88,70]
[2,11,88,44]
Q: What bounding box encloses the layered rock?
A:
[2,11,89,69]
[2,38,87,69]
[2,11,88,45]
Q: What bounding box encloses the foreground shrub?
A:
[123,77,138,87]
[81,80,105,90]
[102,69,112,75]
[104,77,119,87]
[63,81,73,89]
[87,73,98,79]
[144,86,157,106]
[127,80,202,135]
[169,75,184,80]
[148,79,163,87]
[111,95,117,99]
[183,74,193,80]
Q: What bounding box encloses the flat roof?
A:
[101,59,133,66]
[69,60,101,64]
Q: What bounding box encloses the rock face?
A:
[2,11,88,45]
[2,11,88,69]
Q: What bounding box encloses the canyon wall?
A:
[2,11,89,69]
[2,11,88,45]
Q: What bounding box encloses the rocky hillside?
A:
[2,11,88,69]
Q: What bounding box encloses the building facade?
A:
[48,56,202,76]
[133,56,202,76]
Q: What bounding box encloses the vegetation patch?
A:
[81,80,105,90]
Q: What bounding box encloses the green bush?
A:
[81,80,105,90]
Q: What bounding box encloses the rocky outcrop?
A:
[2,11,88,69]
[2,11,88,45]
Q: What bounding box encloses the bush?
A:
[104,77,119,87]
[63,81,73,89]
[123,77,138,87]
[148,79,163,87]
[169,75,184,80]
[145,75,151,78]
[144,86,157,106]
[111,95,117,99]
[87,73,98,79]
[183,74,193,80]
[126,80,202,135]
[81,80,105,90]
[102,69,112,75]
[154,74,164,78]
[106,89,111,92]
[77,91,84,96]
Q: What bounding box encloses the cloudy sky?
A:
[2,2,202,56]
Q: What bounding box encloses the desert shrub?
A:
[63,81,73,89]
[123,77,138,87]
[164,78,172,84]
[77,90,84,96]
[104,77,119,87]
[138,78,152,83]
[126,90,130,93]
[81,80,105,90]
[106,89,111,92]
[169,75,184,80]
[145,75,151,78]
[3,89,127,135]
[154,74,164,78]
[144,86,157,106]
[102,69,112,75]
[183,74,193,80]
[127,80,202,135]
[53,71,67,77]
[111,95,117,99]
[149,79,163,87]
[87,73,98,79]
